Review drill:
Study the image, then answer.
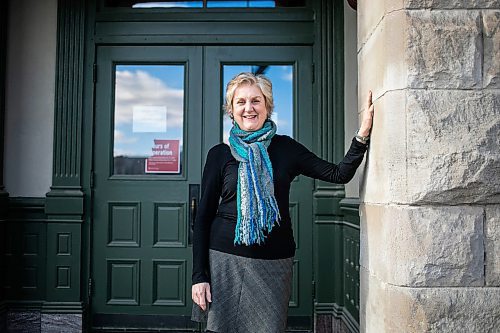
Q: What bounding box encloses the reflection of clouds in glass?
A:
[223,116,232,144]
[115,70,184,130]
[281,71,293,82]
[115,130,139,144]
[271,112,290,130]
[132,2,201,8]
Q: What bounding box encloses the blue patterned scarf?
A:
[229,120,281,245]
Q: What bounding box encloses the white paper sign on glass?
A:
[132,105,168,133]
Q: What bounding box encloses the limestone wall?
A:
[358,1,500,331]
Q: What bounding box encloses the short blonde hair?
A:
[224,72,274,118]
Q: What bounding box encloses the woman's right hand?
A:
[192,282,211,311]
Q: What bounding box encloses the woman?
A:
[192,72,374,332]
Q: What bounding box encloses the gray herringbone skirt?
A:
[192,249,294,333]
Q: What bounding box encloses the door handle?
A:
[190,196,197,231]
[188,184,200,246]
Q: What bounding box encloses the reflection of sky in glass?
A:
[131,1,275,8]
[113,64,293,158]
[113,65,184,159]
[223,65,294,144]
[132,1,203,8]
[207,1,275,7]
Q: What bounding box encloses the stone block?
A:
[407,10,482,89]
[7,311,41,332]
[0,309,6,333]
[359,90,407,204]
[358,0,405,51]
[41,313,82,333]
[360,268,500,333]
[483,10,500,88]
[360,204,485,287]
[406,90,500,204]
[406,0,500,9]
[358,10,407,104]
[486,205,500,286]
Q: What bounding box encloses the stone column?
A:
[358,1,500,332]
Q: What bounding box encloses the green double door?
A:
[91,45,313,330]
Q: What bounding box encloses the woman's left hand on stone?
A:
[358,90,375,137]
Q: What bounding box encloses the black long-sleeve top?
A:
[192,135,368,284]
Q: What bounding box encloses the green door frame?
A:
[44,0,353,330]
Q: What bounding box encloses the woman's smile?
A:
[232,84,268,132]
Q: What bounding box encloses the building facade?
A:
[1,0,499,332]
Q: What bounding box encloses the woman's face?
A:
[231,84,268,132]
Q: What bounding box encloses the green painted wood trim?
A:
[316,0,344,164]
[312,0,353,324]
[94,33,314,45]
[81,0,97,312]
[315,303,359,333]
[95,8,314,22]
[0,0,8,218]
[0,301,6,329]
[44,0,87,306]
[3,198,48,302]
[45,223,82,302]
[314,219,359,229]
[45,190,84,218]
[42,301,84,313]
[94,2,314,45]
[8,197,46,217]
[94,19,314,45]
[333,0,345,163]
[2,198,85,308]
[340,197,360,226]
[2,301,45,310]
[48,0,86,190]
[0,5,6,299]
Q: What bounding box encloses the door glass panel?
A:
[222,65,294,144]
[207,1,293,7]
[106,1,203,7]
[113,65,184,175]
[104,0,304,8]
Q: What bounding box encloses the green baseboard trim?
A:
[315,303,359,333]
[4,197,47,224]
[1,301,85,314]
[313,218,359,229]
[314,184,346,198]
[339,197,360,226]
[4,301,44,311]
[42,301,85,314]
[339,197,360,212]
[339,307,359,333]
[8,197,45,214]
[0,189,8,219]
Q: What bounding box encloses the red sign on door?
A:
[145,139,180,173]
